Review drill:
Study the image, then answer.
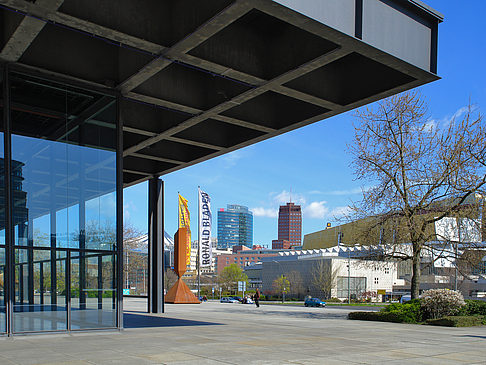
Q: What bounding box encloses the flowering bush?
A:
[421,289,465,319]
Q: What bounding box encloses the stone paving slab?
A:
[0,298,485,364]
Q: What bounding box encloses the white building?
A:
[187,239,231,273]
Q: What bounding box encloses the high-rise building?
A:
[272,202,302,249]
[217,205,253,249]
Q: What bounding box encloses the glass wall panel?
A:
[14,249,67,332]
[70,252,116,329]
[0,67,6,334]
[9,72,117,332]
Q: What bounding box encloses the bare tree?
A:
[286,270,305,298]
[123,223,146,293]
[349,91,486,298]
[311,260,339,299]
[164,269,178,292]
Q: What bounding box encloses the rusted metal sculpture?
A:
[165,227,200,304]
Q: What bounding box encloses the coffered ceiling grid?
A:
[0,0,440,186]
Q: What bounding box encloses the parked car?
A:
[304,297,326,307]
[232,296,243,303]
[400,294,412,303]
[220,297,239,303]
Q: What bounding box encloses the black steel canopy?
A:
[0,0,443,187]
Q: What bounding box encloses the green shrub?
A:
[348,311,403,323]
[380,299,422,323]
[426,315,486,327]
[421,289,465,319]
[326,297,342,303]
[459,300,486,316]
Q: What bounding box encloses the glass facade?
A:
[337,276,367,299]
[217,205,253,249]
[0,67,121,334]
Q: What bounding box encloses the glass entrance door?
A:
[70,253,116,330]
[13,249,67,332]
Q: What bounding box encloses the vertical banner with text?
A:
[198,189,212,267]
[178,194,191,266]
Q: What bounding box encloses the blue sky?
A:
[124,1,486,246]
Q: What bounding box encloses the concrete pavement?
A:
[0,297,485,364]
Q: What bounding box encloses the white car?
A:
[400,294,412,303]
[220,297,239,303]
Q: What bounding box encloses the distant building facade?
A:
[215,249,281,274]
[247,254,403,301]
[187,241,231,273]
[217,204,253,249]
[272,202,302,249]
[271,239,291,250]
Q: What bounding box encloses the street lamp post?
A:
[348,249,351,304]
[338,232,351,304]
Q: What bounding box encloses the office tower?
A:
[217,205,253,249]
[272,202,302,249]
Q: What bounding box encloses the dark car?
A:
[232,296,243,303]
[304,297,326,307]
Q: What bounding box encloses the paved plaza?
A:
[0,297,485,364]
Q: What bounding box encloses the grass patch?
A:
[326,303,385,307]
[426,315,486,327]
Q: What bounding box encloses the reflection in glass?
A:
[0,69,6,334]
[70,253,116,329]
[14,249,67,332]
[0,247,5,334]
[9,72,117,332]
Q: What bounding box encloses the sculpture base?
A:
[165,278,200,304]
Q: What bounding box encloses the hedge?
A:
[381,300,422,323]
[426,315,486,327]
[349,312,486,327]
[460,300,486,316]
[348,311,404,323]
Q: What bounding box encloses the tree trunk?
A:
[410,244,421,299]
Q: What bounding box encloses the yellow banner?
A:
[178,194,191,266]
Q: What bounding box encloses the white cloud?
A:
[424,119,438,132]
[328,187,362,196]
[307,187,362,196]
[329,206,352,219]
[302,202,351,220]
[255,191,352,222]
[250,207,278,218]
[303,201,329,219]
[221,150,244,168]
[123,200,138,222]
[431,105,479,130]
[451,106,469,121]
[271,190,306,205]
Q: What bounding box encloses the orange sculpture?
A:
[165,227,200,304]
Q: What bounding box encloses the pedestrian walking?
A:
[254,288,260,308]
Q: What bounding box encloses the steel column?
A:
[4,65,14,336]
[148,177,164,313]
[116,94,124,329]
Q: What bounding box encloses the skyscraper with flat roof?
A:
[217,205,253,249]
[272,202,302,249]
